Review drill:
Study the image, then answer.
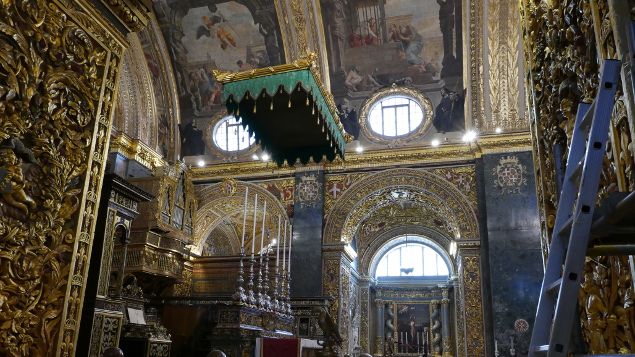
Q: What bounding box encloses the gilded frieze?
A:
[188,133,531,182]
[0,0,127,355]
[100,0,150,32]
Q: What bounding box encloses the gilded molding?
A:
[109,132,165,170]
[100,0,150,32]
[188,133,531,182]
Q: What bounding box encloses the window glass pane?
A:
[437,255,449,275]
[376,257,388,277]
[374,240,450,279]
[367,96,426,137]
[395,106,410,135]
[369,108,382,133]
[411,102,423,127]
[383,108,396,136]
[400,245,422,276]
[213,116,254,151]
[387,248,401,276]
[393,96,409,105]
[423,246,439,275]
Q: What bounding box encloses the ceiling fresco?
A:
[320,0,464,138]
[153,0,285,155]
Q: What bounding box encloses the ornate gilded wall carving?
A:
[521,0,635,352]
[322,257,341,319]
[0,0,128,355]
[461,255,485,357]
[579,256,634,353]
[323,168,478,244]
[484,0,525,132]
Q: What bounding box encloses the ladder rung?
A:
[578,101,596,130]
[545,278,562,295]
[566,159,584,182]
[557,216,574,237]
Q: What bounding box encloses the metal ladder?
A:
[528,59,621,357]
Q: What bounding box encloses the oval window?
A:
[213,116,255,151]
[367,96,424,137]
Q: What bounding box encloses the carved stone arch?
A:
[113,32,158,147]
[193,180,290,255]
[323,168,479,244]
[201,219,240,256]
[358,225,454,277]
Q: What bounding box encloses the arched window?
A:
[213,115,255,151]
[373,238,450,279]
[367,95,424,137]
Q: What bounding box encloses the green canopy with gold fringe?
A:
[213,53,351,166]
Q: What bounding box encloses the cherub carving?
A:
[0,138,37,215]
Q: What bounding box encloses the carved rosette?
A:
[0,0,126,355]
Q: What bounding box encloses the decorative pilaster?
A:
[441,288,453,357]
[374,298,385,356]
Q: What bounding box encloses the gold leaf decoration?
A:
[0,0,125,355]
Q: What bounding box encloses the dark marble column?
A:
[441,287,452,357]
[291,168,325,297]
[482,151,542,354]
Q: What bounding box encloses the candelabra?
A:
[263,247,272,311]
[272,266,280,313]
[247,254,256,306]
[284,269,292,315]
[257,249,265,309]
[233,249,248,303]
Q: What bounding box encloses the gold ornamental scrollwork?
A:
[0,0,127,355]
[358,86,435,145]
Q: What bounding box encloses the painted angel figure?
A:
[196,13,237,50]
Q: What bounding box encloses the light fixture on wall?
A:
[431,139,440,147]
[197,160,205,167]
[462,130,478,143]
[495,127,502,134]
[261,152,270,162]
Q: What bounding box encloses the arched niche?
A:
[193,179,290,256]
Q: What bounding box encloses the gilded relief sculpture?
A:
[0,0,128,355]
[521,0,635,353]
